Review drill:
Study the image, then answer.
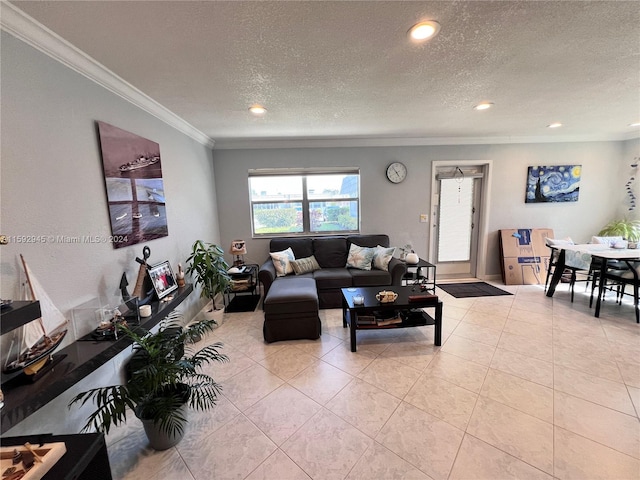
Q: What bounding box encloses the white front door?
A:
[430,162,491,279]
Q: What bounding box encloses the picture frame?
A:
[97,121,169,248]
[525,164,581,203]
[147,260,178,300]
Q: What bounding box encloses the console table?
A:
[0,284,193,433]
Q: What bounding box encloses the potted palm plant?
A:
[186,240,231,315]
[69,315,228,450]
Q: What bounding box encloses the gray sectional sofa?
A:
[259,234,406,308]
[259,234,406,342]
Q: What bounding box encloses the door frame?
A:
[429,160,493,279]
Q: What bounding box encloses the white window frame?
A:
[248,168,360,237]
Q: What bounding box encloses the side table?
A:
[402,258,436,293]
[224,264,261,312]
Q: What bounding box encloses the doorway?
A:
[429,161,492,279]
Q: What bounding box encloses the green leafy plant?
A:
[186,240,231,310]
[69,316,227,438]
[598,218,640,242]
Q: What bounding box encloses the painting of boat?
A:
[2,256,69,375]
[98,121,169,248]
[119,155,160,172]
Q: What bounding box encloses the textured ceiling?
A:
[9,1,640,148]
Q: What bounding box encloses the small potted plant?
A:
[598,218,640,242]
[186,240,231,314]
[69,315,228,450]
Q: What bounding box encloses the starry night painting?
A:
[525,165,581,203]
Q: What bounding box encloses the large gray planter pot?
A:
[140,404,188,450]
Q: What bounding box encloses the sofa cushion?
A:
[346,243,376,270]
[349,268,392,286]
[290,255,321,274]
[313,237,348,268]
[270,237,314,259]
[313,268,353,289]
[270,247,295,277]
[347,234,389,248]
[372,245,396,271]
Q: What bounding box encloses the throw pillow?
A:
[591,236,624,246]
[545,237,574,246]
[270,247,295,277]
[346,244,375,270]
[372,245,396,271]
[290,255,321,275]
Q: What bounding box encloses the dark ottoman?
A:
[263,277,321,342]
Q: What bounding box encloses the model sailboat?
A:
[2,255,69,375]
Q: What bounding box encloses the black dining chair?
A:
[590,261,640,323]
[544,245,594,302]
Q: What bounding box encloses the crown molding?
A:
[213,133,638,150]
[1,1,215,148]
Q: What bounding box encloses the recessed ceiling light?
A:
[547,122,563,128]
[473,102,494,111]
[629,122,640,127]
[408,21,441,41]
[248,104,267,116]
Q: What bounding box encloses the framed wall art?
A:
[97,121,169,248]
[525,165,581,203]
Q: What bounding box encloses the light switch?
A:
[419,214,428,223]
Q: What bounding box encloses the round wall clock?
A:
[386,162,407,184]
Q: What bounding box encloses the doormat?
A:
[437,282,513,298]
[225,295,261,313]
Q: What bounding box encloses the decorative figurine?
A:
[176,263,186,287]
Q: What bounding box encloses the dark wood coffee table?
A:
[341,286,442,352]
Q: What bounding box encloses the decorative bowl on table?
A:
[376,290,398,303]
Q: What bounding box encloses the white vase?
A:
[201,300,224,325]
[405,252,419,264]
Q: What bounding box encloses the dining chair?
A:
[544,245,592,302]
[590,261,640,323]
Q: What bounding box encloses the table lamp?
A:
[230,240,247,266]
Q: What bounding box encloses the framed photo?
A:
[147,261,178,300]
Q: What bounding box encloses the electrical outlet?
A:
[419,214,428,223]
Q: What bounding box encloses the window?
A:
[249,169,360,236]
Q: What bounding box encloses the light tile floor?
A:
[106,283,640,479]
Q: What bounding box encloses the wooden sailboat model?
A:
[2,255,69,375]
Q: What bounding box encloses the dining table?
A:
[545,243,640,317]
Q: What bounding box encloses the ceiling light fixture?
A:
[249,104,267,116]
[547,122,563,128]
[629,122,640,127]
[408,21,441,41]
[473,102,494,111]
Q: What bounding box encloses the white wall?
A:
[1,33,220,434]
[213,140,636,278]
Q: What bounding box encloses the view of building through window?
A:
[249,172,359,235]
